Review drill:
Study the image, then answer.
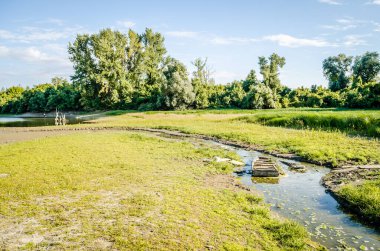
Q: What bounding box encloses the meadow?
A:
[0,131,321,250]
[1,108,379,249]
[96,108,380,167]
[94,108,380,223]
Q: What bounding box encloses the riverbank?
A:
[1,109,379,247]
[2,124,380,230]
[0,130,322,250]
[322,167,380,227]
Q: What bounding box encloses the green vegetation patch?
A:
[95,111,380,167]
[0,131,320,250]
[336,180,380,225]
[236,109,380,138]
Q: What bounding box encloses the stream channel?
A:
[154,131,380,251]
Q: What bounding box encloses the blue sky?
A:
[1,0,380,89]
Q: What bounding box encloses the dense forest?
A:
[1,28,380,113]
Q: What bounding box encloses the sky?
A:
[0,0,380,89]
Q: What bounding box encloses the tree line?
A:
[1,28,380,113]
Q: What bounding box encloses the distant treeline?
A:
[1,28,379,113]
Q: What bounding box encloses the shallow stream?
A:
[0,115,101,127]
[217,142,380,250]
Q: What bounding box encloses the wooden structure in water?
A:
[55,108,67,126]
[252,157,280,177]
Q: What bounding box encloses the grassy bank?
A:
[92,111,380,167]
[235,109,380,138]
[0,131,321,250]
[337,179,380,226]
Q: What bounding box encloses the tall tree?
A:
[243,69,259,92]
[322,54,353,91]
[68,29,132,110]
[160,58,195,110]
[352,51,380,84]
[258,53,286,93]
[140,28,167,104]
[191,57,213,109]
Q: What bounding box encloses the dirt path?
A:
[0,129,75,145]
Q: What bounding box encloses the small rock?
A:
[214,156,231,162]
[0,173,9,178]
[230,160,245,166]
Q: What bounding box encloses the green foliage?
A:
[323,54,353,91]
[0,78,81,113]
[352,51,380,84]
[159,58,195,110]
[259,53,286,93]
[1,28,379,113]
[242,83,276,109]
[344,81,380,108]
[68,29,132,109]
[191,57,214,109]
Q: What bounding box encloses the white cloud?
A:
[318,0,342,5]
[368,0,380,5]
[373,22,380,32]
[166,31,335,48]
[321,18,365,31]
[36,18,65,26]
[116,20,136,28]
[166,31,199,38]
[210,36,259,45]
[0,45,70,66]
[0,25,85,43]
[342,35,367,46]
[263,34,334,47]
[0,45,10,56]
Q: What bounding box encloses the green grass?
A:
[337,180,380,225]
[91,110,380,167]
[235,109,380,138]
[0,131,321,250]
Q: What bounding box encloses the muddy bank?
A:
[322,166,380,192]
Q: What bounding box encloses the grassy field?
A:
[91,109,380,225]
[93,109,380,167]
[0,131,322,250]
[235,109,380,138]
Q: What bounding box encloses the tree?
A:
[191,57,214,85]
[140,28,167,105]
[159,58,195,110]
[243,70,259,92]
[322,54,353,91]
[258,53,286,93]
[223,81,245,108]
[191,57,214,109]
[352,51,380,84]
[68,29,132,110]
[0,86,25,113]
[242,83,276,109]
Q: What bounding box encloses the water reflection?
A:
[216,143,380,250]
[0,115,100,127]
[252,177,280,184]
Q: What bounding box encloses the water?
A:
[222,144,380,250]
[153,132,380,250]
[0,115,100,127]
[2,123,379,250]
